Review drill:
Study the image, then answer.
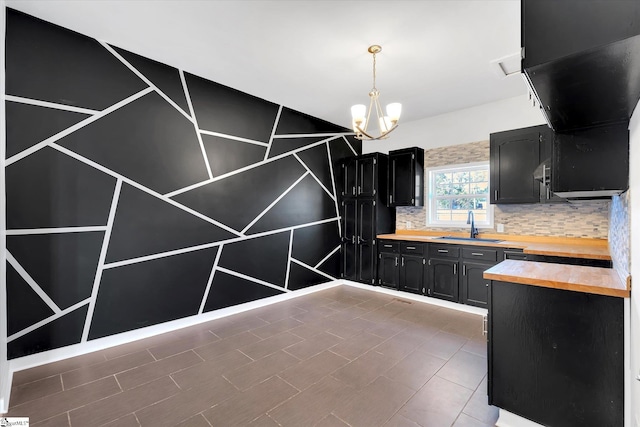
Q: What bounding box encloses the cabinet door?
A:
[356,198,376,284]
[461,261,491,307]
[340,199,357,280]
[490,127,543,204]
[400,254,424,294]
[428,258,459,302]
[389,151,414,206]
[358,156,377,197]
[341,158,357,198]
[378,252,399,289]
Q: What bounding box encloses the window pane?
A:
[435,172,452,186]
[453,171,469,183]
[470,170,488,182]
[436,210,451,221]
[470,182,488,194]
[437,199,451,209]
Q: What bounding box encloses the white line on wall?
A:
[314,245,340,269]
[100,41,194,124]
[264,105,283,160]
[216,266,288,293]
[6,226,108,235]
[5,88,154,166]
[284,230,294,290]
[293,153,335,200]
[241,171,310,234]
[101,217,340,270]
[180,70,213,180]
[7,299,90,343]
[326,142,342,237]
[5,95,100,115]
[6,251,61,315]
[274,133,353,139]
[342,135,357,156]
[81,179,123,342]
[198,245,223,315]
[290,258,336,281]
[199,130,270,147]
[166,134,343,198]
[48,142,243,237]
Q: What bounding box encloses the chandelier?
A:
[351,45,402,140]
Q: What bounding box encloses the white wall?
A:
[0,1,9,414]
[362,94,546,153]
[629,100,640,427]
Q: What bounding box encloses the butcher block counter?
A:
[483,259,629,298]
[377,230,611,260]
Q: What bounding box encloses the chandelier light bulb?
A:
[351,104,367,122]
[386,103,402,123]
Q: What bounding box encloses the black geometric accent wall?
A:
[3,9,359,359]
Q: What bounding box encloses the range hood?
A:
[532,123,629,200]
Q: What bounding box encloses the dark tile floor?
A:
[3,285,498,427]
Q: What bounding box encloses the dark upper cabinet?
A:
[340,153,383,199]
[388,147,424,207]
[521,0,640,131]
[552,123,629,198]
[490,125,551,204]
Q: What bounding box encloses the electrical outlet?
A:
[497,223,505,233]
[405,221,412,229]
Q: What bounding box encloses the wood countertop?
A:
[376,231,611,260]
[483,260,630,298]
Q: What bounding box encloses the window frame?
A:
[426,161,494,228]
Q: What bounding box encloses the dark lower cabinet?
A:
[378,251,399,289]
[488,280,624,427]
[400,254,424,294]
[427,258,458,302]
[461,261,490,308]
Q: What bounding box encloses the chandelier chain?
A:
[372,52,377,91]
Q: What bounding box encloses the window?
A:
[427,162,493,227]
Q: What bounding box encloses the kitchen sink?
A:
[436,236,503,243]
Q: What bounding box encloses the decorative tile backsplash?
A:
[396,140,611,239]
[609,191,630,277]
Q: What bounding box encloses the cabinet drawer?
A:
[401,242,424,255]
[379,241,400,253]
[462,248,497,262]
[429,244,459,258]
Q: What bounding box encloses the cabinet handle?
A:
[358,185,361,194]
[383,244,393,248]
[395,257,398,267]
[438,249,449,253]
[453,264,457,275]
[482,315,488,336]
[494,190,498,200]
[351,236,355,244]
[352,186,356,195]
[463,264,466,276]
[390,195,393,204]
[402,257,405,266]
[486,283,489,287]
[471,252,484,256]
[406,246,416,250]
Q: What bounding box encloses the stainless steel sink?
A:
[436,236,503,243]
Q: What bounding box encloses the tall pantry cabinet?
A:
[339,153,395,284]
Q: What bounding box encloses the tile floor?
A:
[3,285,498,427]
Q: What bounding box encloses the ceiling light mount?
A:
[351,44,401,140]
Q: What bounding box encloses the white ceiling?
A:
[5,0,526,128]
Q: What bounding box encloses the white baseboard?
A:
[341,280,487,316]
[1,279,486,412]
[496,410,545,427]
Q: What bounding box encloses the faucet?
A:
[467,210,478,239]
